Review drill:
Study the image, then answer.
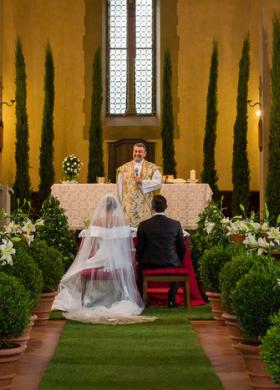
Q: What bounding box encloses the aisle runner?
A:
[39,308,223,390]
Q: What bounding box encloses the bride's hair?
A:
[90,194,127,228]
[106,196,117,213]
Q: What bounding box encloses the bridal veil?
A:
[52,194,153,324]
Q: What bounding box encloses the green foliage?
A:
[220,253,257,313]
[201,41,219,201]
[2,242,43,309]
[261,310,280,385]
[199,244,243,292]
[39,44,55,203]
[266,14,280,225]
[38,196,77,271]
[0,272,30,340]
[190,201,229,279]
[231,260,280,338]
[87,47,104,182]
[232,35,250,215]
[161,50,176,176]
[13,38,31,208]
[29,239,64,292]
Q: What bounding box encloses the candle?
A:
[190,169,196,181]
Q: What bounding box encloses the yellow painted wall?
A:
[1,0,280,192]
[1,0,86,189]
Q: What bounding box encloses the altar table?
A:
[51,183,212,230]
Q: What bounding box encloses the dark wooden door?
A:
[108,139,155,183]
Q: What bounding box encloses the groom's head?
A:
[152,195,167,213]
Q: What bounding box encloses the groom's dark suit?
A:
[136,214,186,304]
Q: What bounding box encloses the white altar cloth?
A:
[51,183,212,230]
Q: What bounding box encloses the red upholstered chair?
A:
[141,237,191,309]
[142,268,190,309]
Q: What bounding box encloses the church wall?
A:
[1,0,86,189]
[1,1,280,194]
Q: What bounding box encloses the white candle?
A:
[190,169,196,181]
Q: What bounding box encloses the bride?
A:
[52,194,153,324]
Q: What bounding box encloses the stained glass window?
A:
[107,0,155,116]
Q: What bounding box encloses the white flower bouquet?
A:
[62,154,82,181]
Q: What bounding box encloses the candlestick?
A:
[190,169,196,181]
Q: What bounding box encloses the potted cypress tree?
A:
[232,35,250,215]
[87,47,105,183]
[201,41,219,201]
[161,49,176,177]
[266,14,280,225]
[13,38,31,209]
[38,44,55,205]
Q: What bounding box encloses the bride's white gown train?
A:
[52,195,156,324]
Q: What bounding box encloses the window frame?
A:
[105,0,157,118]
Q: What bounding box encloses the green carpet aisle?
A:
[39,307,223,390]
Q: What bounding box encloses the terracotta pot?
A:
[205,291,225,322]
[0,343,25,389]
[9,314,37,350]
[236,342,280,389]
[222,312,258,348]
[32,291,57,326]
[230,234,245,244]
[271,249,280,262]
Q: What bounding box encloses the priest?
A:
[117,143,162,227]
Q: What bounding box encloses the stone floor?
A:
[14,319,251,390]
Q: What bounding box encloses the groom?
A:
[136,195,186,307]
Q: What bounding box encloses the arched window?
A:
[106,0,156,116]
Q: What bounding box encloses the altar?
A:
[51,183,212,230]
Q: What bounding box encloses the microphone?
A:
[135,167,139,177]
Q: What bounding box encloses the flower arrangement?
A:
[0,200,44,267]
[220,204,280,255]
[62,154,82,182]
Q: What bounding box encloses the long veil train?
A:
[52,194,155,324]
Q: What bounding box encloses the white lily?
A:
[221,217,230,225]
[246,221,261,233]
[257,237,270,255]
[243,233,258,249]
[0,239,15,265]
[260,222,269,233]
[35,218,44,227]
[4,221,21,235]
[22,219,36,235]
[23,234,34,246]
[204,221,215,234]
[267,227,280,245]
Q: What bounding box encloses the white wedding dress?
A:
[52,195,155,324]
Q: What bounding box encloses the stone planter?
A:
[205,291,224,322]
[32,291,57,326]
[0,343,25,389]
[236,342,280,390]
